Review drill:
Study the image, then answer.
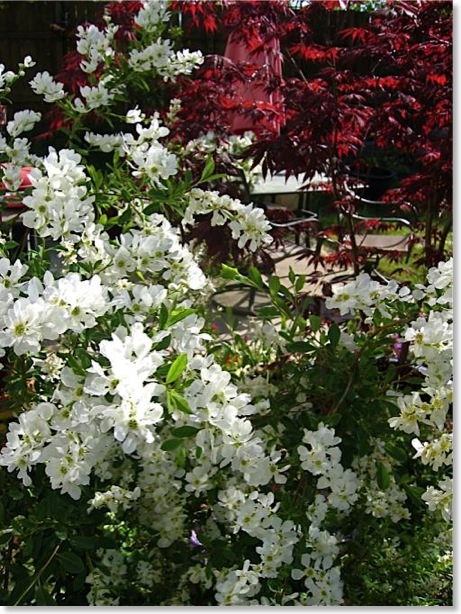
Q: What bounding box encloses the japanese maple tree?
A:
[173,0,452,270]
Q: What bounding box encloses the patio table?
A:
[249,171,330,213]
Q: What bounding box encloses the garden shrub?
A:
[0,1,452,606]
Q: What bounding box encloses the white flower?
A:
[21,148,95,240]
[317,465,360,511]
[388,392,431,436]
[0,63,16,94]
[22,55,36,69]
[421,478,452,521]
[126,107,146,124]
[412,434,452,471]
[0,296,45,355]
[0,163,23,191]
[76,23,117,73]
[0,403,53,485]
[134,0,170,31]
[100,391,163,455]
[228,204,273,251]
[88,485,141,513]
[6,110,41,138]
[128,39,173,73]
[298,424,342,475]
[84,131,125,153]
[78,79,118,111]
[130,142,178,185]
[29,71,65,103]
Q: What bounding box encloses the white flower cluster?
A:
[134,0,171,32]
[21,148,95,240]
[387,259,453,521]
[27,0,201,117]
[76,22,118,74]
[291,527,343,606]
[88,484,141,513]
[0,123,42,189]
[0,63,16,94]
[86,114,178,188]
[127,122,178,186]
[6,109,41,138]
[128,38,203,79]
[325,272,412,317]
[0,264,108,357]
[298,423,360,512]
[29,71,65,103]
[213,490,299,604]
[323,261,453,523]
[286,423,362,606]
[74,77,122,113]
[86,549,126,606]
[84,131,125,154]
[421,478,452,522]
[96,213,207,292]
[353,440,410,523]
[411,433,452,471]
[185,188,273,252]
[183,130,263,185]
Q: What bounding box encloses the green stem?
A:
[13,543,61,605]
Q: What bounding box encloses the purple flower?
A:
[190,529,204,549]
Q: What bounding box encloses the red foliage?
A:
[170,0,221,33]
[175,0,452,267]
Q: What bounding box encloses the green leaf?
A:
[328,323,341,348]
[184,168,193,184]
[286,341,315,354]
[57,551,85,574]
[220,264,240,280]
[268,275,281,297]
[166,354,188,384]
[384,443,407,464]
[66,354,86,376]
[404,484,425,504]
[247,267,263,289]
[167,308,195,327]
[376,461,391,490]
[200,155,215,182]
[271,295,292,317]
[167,389,192,414]
[309,315,322,332]
[160,438,183,451]
[2,240,18,250]
[172,425,201,438]
[198,172,225,184]
[294,274,307,293]
[257,306,281,318]
[158,303,169,330]
[175,445,187,469]
[153,334,171,351]
[70,536,98,551]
